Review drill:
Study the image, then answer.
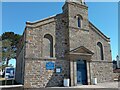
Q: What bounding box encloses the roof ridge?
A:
[26,14,56,25]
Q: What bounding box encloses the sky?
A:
[1,2,118,66]
[118,2,120,55]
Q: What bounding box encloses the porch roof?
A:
[66,46,94,61]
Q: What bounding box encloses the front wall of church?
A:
[67,2,114,85]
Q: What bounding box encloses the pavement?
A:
[0,82,119,90]
[50,82,120,89]
[72,82,119,88]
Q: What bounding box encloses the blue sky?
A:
[2,2,118,66]
[118,2,120,55]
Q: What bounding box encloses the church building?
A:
[15,0,115,88]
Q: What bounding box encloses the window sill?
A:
[80,28,89,32]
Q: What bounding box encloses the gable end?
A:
[89,21,110,42]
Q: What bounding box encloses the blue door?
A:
[77,60,87,85]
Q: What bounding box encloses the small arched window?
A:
[43,34,53,57]
[97,42,104,60]
[77,15,83,28]
[78,17,81,28]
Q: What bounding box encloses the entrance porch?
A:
[66,46,94,86]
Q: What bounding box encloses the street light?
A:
[116,55,120,69]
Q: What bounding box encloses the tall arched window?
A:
[43,34,53,58]
[77,15,83,28]
[97,42,104,60]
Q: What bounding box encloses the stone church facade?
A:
[15,0,115,88]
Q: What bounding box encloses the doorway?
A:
[77,60,87,85]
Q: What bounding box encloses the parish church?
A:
[15,0,116,88]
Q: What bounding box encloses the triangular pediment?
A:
[70,46,94,55]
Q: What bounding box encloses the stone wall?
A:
[55,13,69,59]
[67,2,90,51]
[23,12,70,88]
[68,2,89,30]
[67,1,112,62]
[15,31,26,84]
[66,2,113,84]
[25,14,69,59]
[24,59,70,88]
[90,61,114,83]
[89,24,112,61]
[15,45,25,84]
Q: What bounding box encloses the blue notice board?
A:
[46,62,55,70]
[5,67,15,80]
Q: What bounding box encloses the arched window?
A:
[97,42,104,60]
[78,17,81,28]
[77,15,83,28]
[43,34,53,58]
